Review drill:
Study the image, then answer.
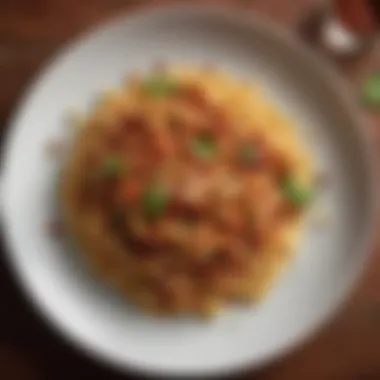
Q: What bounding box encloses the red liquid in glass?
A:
[336,0,380,34]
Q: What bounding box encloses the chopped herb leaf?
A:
[361,72,380,107]
[142,76,178,97]
[99,155,124,178]
[142,182,168,220]
[192,133,215,159]
[281,176,314,207]
[239,143,257,164]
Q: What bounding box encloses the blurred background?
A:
[1,0,380,379]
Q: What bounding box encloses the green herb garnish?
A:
[192,133,215,159]
[239,143,257,164]
[99,155,124,178]
[142,76,178,97]
[361,72,380,107]
[281,176,314,207]
[142,182,168,220]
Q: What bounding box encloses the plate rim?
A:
[1,2,379,378]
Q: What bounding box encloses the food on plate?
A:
[60,65,314,316]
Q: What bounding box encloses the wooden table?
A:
[1,1,380,379]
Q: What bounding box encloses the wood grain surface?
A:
[1,0,380,379]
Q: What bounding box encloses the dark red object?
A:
[336,0,380,33]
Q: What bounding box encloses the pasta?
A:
[60,66,314,317]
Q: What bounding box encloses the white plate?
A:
[1,4,378,378]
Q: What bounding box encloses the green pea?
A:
[192,133,215,159]
[281,176,314,207]
[142,76,178,97]
[142,182,168,220]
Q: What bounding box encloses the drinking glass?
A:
[319,0,380,56]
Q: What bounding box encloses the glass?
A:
[320,0,380,56]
